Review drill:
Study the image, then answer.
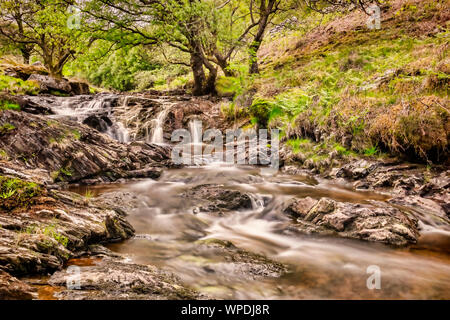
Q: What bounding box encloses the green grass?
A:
[286,138,311,154]
[23,224,69,247]
[0,176,42,211]
[0,74,40,95]
[0,100,20,111]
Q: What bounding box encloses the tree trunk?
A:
[215,53,234,77]
[249,0,274,74]
[191,52,207,96]
[203,62,218,95]
[249,41,261,74]
[20,48,31,65]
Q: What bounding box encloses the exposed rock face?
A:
[0,110,174,184]
[0,270,36,300]
[285,197,419,246]
[0,187,135,276]
[1,63,48,81]
[181,184,253,214]
[48,257,202,300]
[335,159,379,180]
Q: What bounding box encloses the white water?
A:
[150,102,175,144]
[99,165,450,299]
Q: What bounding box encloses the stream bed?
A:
[64,164,450,300]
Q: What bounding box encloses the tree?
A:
[0,0,83,77]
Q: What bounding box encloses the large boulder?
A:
[69,81,90,95]
[284,197,419,246]
[28,74,72,94]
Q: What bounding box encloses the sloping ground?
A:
[248,0,449,164]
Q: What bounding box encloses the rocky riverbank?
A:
[0,88,449,299]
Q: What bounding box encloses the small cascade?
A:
[150,102,175,144]
[189,119,203,144]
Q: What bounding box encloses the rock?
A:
[1,63,48,81]
[284,197,318,218]
[48,257,201,300]
[69,81,90,95]
[0,270,36,300]
[82,115,112,133]
[0,111,174,184]
[28,74,72,94]
[192,238,288,280]
[0,185,135,276]
[389,196,449,221]
[336,159,379,180]
[285,197,419,246]
[180,184,253,213]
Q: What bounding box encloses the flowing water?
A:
[71,164,450,300]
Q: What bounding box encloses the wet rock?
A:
[191,239,288,280]
[0,185,135,276]
[181,184,253,213]
[0,111,174,184]
[48,257,201,300]
[389,196,449,221]
[284,197,318,218]
[285,197,419,246]
[164,99,227,133]
[0,270,36,300]
[0,94,54,115]
[82,115,112,133]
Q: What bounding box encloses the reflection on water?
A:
[80,165,450,299]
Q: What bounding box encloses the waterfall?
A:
[150,103,174,144]
[189,119,203,144]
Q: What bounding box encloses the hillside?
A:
[226,0,449,167]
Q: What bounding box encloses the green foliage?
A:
[286,138,310,154]
[0,149,8,160]
[0,99,20,111]
[0,0,84,76]
[0,75,40,95]
[23,224,69,247]
[0,176,42,211]
[51,167,73,182]
[0,122,15,134]
[364,145,379,156]
[67,45,161,91]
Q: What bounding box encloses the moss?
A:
[71,130,81,140]
[0,75,40,95]
[0,122,16,134]
[0,99,20,111]
[0,176,42,211]
[52,167,73,182]
[0,149,8,160]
